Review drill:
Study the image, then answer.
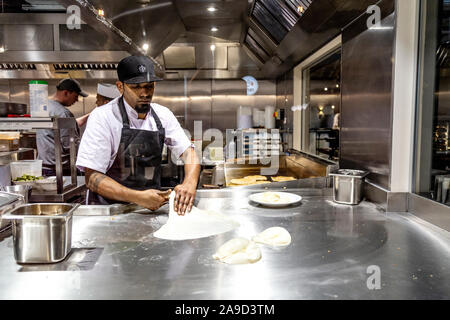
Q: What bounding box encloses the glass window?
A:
[415,0,450,206]
[302,50,341,161]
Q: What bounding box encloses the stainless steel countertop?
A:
[0,189,449,300]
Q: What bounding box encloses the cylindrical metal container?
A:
[4,185,32,203]
[329,170,369,205]
[0,191,24,231]
[3,203,79,264]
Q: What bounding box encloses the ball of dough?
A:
[252,227,292,247]
[212,238,262,264]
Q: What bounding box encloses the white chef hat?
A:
[97,83,121,99]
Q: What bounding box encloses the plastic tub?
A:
[10,160,43,180]
[29,80,49,117]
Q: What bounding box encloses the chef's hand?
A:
[174,182,197,215]
[137,189,171,211]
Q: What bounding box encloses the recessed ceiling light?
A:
[142,43,149,51]
[324,87,328,91]
[0,46,5,53]
[98,9,105,16]
[297,6,303,13]
[211,27,218,32]
[336,84,339,88]
[207,7,217,12]
[210,44,216,51]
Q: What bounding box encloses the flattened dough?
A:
[252,227,292,247]
[272,176,296,182]
[153,192,239,240]
[245,175,267,181]
[212,238,262,264]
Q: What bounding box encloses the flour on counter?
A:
[153,192,239,240]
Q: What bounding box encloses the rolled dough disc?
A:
[245,175,267,181]
[272,176,296,182]
[153,192,239,240]
[212,238,262,264]
[252,227,292,247]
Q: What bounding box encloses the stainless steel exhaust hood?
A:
[243,0,390,79]
[0,0,392,80]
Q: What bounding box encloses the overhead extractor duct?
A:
[243,0,393,79]
[56,0,187,76]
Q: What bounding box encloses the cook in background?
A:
[76,56,200,215]
[77,83,121,127]
[36,78,88,177]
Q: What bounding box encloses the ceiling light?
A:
[0,47,5,53]
[324,87,328,91]
[207,7,217,12]
[297,6,304,13]
[211,27,218,32]
[142,43,149,51]
[332,105,335,109]
[210,44,216,51]
[98,9,105,16]
[336,84,339,88]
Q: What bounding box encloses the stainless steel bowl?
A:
[3,203,80,264]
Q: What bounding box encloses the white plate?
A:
[248,192,302,208]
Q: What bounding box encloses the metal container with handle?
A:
[329,170,370,205]
[3,203,79,264]
[0,191,24,231]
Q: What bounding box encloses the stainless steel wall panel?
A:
[0,81,10,102]
[196,45,227,70]
[59,25,124,51]
[152,80,190,128]
[0,24,53,51]
[227,46,260,71]
[163,47,196,69]
[186,80,212,135]
[8,80,29,109]
[340,13,395,190]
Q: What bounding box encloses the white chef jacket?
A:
[76,97,192,174]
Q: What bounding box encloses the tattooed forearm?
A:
[87,172,107,193]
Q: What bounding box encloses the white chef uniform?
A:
[76,97,192,174]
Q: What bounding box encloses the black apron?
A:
[88,96,165,205]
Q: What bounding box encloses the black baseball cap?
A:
[117,55,162,84]
[56,78,88,97]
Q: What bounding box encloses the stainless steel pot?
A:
[3,203,79,264]
[0,191,24,231]
[329,170,370,205]
[0,102,28,116]
[3,185,32,203]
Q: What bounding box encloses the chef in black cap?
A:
[37,78,88,176]
[76,56,200,215]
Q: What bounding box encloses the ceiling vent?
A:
[53,63,118,70]
[0,63,37,70]
[249,0,312,45]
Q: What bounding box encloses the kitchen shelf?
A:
[0,148,35,158]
